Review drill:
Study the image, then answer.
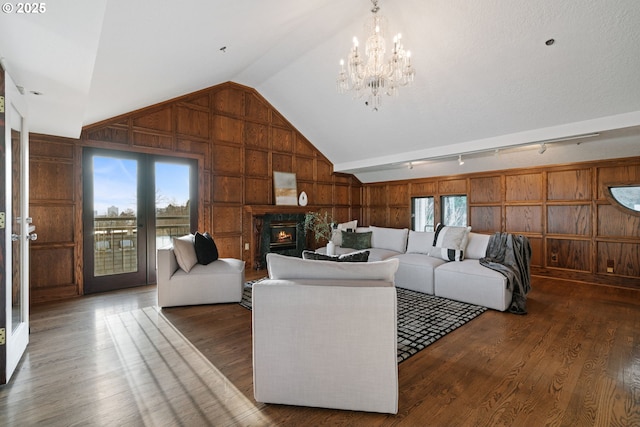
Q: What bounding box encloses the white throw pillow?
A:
[406,230,436,254]
[370,226,409,253]
[465,232,490,260]
[428,224,471,261]
[172,234,197,272]
[331,220,358,246]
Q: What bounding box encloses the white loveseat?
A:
[319,226,512,311]
[252,253,400,414]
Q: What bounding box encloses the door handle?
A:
[27,233,38,241]
[11,233,19,241]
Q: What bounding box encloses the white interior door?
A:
[3,71,31,384]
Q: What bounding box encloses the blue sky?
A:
[93,156,190,216]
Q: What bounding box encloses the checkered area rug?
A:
[240,279,487,363]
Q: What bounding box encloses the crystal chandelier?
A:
[337,0,415,111]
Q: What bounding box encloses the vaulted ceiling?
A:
[2,0,639,182]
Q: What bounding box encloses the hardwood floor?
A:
[1,273,639,426]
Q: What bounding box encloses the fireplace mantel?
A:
[244,205,311,217]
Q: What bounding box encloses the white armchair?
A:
[252,253,400,414]
[156,245,245,308]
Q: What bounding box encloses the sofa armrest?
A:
[157,246,179,285]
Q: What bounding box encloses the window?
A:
[412,197,435,231]
[609,186,640,213]
[441,195,467,226]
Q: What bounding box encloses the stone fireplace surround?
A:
[245,205,310,269]
[259,213,305,266]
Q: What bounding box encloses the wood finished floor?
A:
[1,273,639,426]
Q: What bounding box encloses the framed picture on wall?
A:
[273,171,298,205]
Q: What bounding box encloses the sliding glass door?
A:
[83,149,197,293]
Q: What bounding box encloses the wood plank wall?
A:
[28,82,363,303]
[362,158,640,288]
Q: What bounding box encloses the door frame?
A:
[1,69,31,384]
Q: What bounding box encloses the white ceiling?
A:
[1,0,639,182]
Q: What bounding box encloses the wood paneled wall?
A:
[27,80,639,300]
[362,157,640,288]
[28,82,362,302]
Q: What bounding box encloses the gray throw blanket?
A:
[479,233,532,314]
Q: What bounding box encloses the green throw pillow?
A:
[341,231,372,250]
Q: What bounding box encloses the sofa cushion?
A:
[406,230,436,254]
[370,226,409,253]
[194,231,219,265]
[267,253,399,282]
[172,234,197,272]
[434,259,510,311]
[465,232,490,260]
[428,224,471,261]
[331,220,358,246]
[392,253,447,294]
[341,230,372,249]
[302,250,370,262]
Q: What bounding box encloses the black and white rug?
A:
[240,278,487,363]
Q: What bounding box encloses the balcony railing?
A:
[93,215,189,276]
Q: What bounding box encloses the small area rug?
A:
[240,278,487,363]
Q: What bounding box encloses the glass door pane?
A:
[11,125,22,332]
[92,156,139,276]
[83,149,147,293]
[155,162,192,249]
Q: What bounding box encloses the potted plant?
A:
[302,211,336,254]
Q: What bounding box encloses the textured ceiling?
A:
[1,0,639,182]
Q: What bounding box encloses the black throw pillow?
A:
[302,250,339,261]
[302,250,369,263]
[194,231,219,265]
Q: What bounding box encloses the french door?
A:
[82,149,197,294]
[2,71,33,384]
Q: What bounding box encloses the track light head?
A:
[538,143,547,154]
[458,155,464,166]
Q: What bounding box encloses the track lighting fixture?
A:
[458,155,464,166]
[538,143,547,154]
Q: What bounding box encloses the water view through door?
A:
[83,149,196,293]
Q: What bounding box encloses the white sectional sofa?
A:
[252,253,400,414]
[319,225,512,311]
